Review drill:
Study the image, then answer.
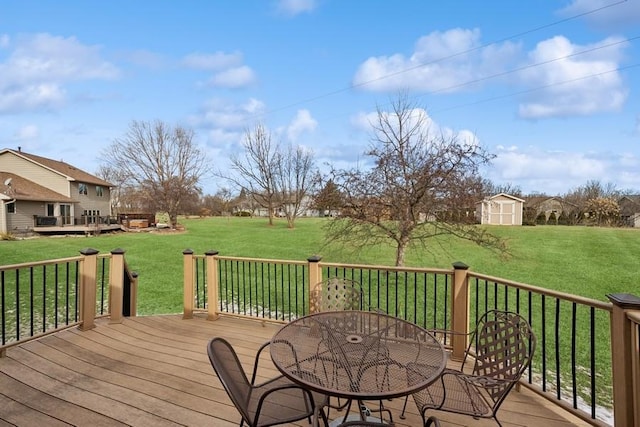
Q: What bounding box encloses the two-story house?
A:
[0,147,119,235]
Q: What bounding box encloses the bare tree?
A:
[563,180,621,224]
[275,144,317,228]
[225,124,280,225]
[326,93,504,266]
[100,120,208,229]
[480,179,522,198]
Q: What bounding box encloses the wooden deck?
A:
[0,314,593,427]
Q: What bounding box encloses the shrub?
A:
[535,211,547,225]
[548,211,558,225]
[0,232,16,241]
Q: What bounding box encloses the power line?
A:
[416,35,638,96]
[430,63,640,114]
[250,0,629,120]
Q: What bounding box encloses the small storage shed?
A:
[476,193,524,225]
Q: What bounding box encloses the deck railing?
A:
[0,248,137,356]
[183,250,640,427]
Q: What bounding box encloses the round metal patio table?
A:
[270,310,447,425]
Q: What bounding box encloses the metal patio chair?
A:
[408,310,536,427]
[309,277,365,313]
[207,337,329,427]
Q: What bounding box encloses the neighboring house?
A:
[522,196,577,224]
[475,193,524,225]
[0,147,118,235]
[618,195,640,227]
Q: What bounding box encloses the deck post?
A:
[206,250,220,321]
[129,272,138,317]
[109,249,125,324]
[607,293,640,427]
[307,255,323,293]
[451,261,470,361]
[78,248,99,331]
[183,249,195,319]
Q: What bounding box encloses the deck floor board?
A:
[0,314,592,426]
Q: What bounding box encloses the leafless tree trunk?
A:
[100,120,208,229]
[275,144,317,228]
[325,93,504,266]
[226,124,281,226]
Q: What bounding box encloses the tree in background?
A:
[585,197,620,226]
[563,180,620,224]
[480,179,522,198]
[313,179,343,217]
[225,123,317,228]
[100,120,208,229]
[325,93,504,267]
[226,124,279,225]
[201,188,234,216]
[274,143,317,228]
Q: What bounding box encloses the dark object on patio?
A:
[334,420,392,426]
[310,277,364,313]
[409,310,536,427]
[335,415,440,426]
[207,337,329,427]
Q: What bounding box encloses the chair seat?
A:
[412,368,491,417]
[250,374,329,426]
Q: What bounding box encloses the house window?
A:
[7,202,15,214]
[79,183,88,195]
[96,186,104,197]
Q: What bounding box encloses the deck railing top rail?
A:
[468,271,613,311]
[0,255,84,272]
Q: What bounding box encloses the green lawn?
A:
[1,216,638,315]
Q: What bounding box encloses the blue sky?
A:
[1,0,639,196]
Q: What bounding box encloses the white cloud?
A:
[0,84,66,112]
[13,124,39,140]
[208,66,257,88]
[275,0,317,16]
[286,109,317,142]
[192,97,266,130]
[182,51,243,70]
[558,0,640,28]
[0,33,119,113]
[488,146,640,194]
[516,35,629,118]
[352,28,519,93]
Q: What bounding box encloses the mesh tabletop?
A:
[270,311,446,400]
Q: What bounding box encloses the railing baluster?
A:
[590,306,596,419]
[54,264,59,329]
[42,265,47,333]
[1,271,5,346]
[571,302,577,409]
[542,294,547,392]
[555,298,561,400]
[15,269,19,341]
[30,267,34,337]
